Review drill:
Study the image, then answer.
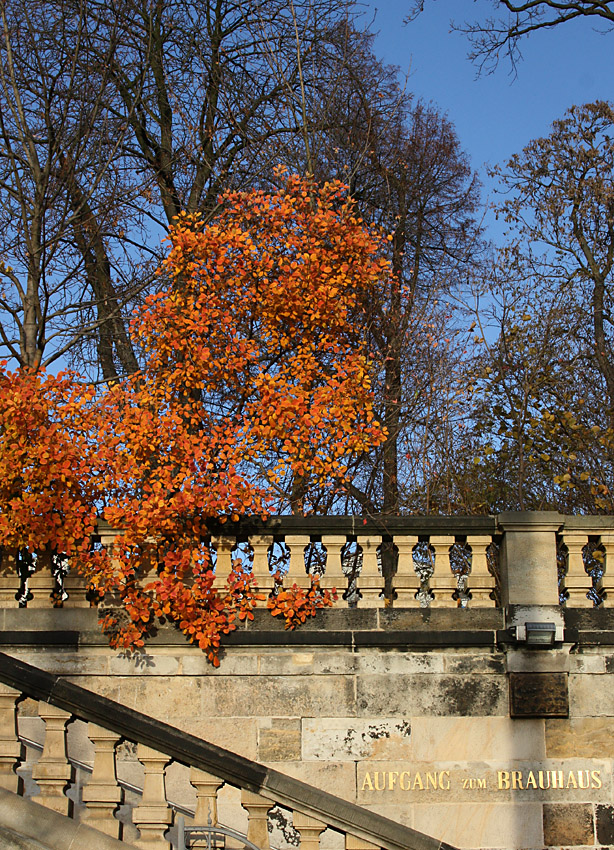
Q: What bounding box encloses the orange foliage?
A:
[1,176,387,662]
[267,574,338,629]
[0,365,97,559]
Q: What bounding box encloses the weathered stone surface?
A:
[258,718,301,761]
[302,718,412,762]
[546,717,614,759]
[355,674,507,716]
[543,802,594,846]
[411,717,545,762]
[596,803,614,845]
[108,653,179,676]
[181,653,259,676]
[354,651,444,675]
[443,653,505,675]
[509,672,569,718]
[267,761,357,803]
[569,653,606,674]
[133,676,202,719]
[413,801,544,849]
[378,608,504,631]
[200,675,356,718]
[570,673,614,716]
[257,651,356,677]
[8,649,109,676]
[176,717,258,760]
[506,649,570,674]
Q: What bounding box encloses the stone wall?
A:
[2,604,614,850]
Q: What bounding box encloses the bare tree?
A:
[0,0,141,374]
[407,1,614,74]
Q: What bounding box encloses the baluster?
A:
[212,536,235,591]
[0,684,21,792]
[133,744,172,850]
[560,532,591,607]
[321,535,346,600]
[356,536,384,607]
[429,536,456,607]
[189,767,223,825]
[28,552,55,608]
[81,724,122,837]
[241,789,273,850]
[392,535,420,606]
[249,534,274,596]
[0,548,19,608]
[293,812,326,850]
[599,532,614,604]
[345,836,380,850]
[62,567,90,607]
[285,536,311,589]
[466,535,496,606]
[31,703,72,815]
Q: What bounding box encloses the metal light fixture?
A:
[515,621,563,646]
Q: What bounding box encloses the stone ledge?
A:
[0,787,137,850]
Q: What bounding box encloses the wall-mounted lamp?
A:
[515,622,564,646]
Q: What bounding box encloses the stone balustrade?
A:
[0,652,442,850]
[3,512,614,613]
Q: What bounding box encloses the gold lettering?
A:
[426,772,438,790]
[550,771,564,789]
[439,770,450,791]
[361,773,373,792]
[525,771,537,789]
[538,771,551,790]
[388,771,399,790]
[477,778,486,789]
[566,772,578,789]
[374,772,385,791]
[578,770,590,789]
[400,771,411,791]
[511,771,523,790]
[591,771,602,789]
[498,771,510,790]
[413,772,424,790]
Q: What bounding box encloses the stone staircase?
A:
[0,652,455,850]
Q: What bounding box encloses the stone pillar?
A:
[293,812,326,850]
[241,789,273,849]
[27,555,55,608]
[356,536,384,607]
[285,536,311,589]
[466,535,496,605]
[0,684,21,792]
[81,723,122,837]
[189,767,223,826]
[560,531,591,607]
[429,535,457,608]
[0,548,19,607]
[599,531,614,605]
[392,535,419,606]
[133,744,172,850]
[497,512,563,625]
[249,535,274,595]
[321,535,346,597]
[31,702,72,815]
[212,536,235,591]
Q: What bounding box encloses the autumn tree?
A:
[78,177,387,660]
[467,101,614,512]
[0,364,98,593]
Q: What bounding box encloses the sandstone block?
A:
[355,674,507,716]
[411,716,545,762]
[413,801,543,849]
[543,802,594,846]
[302,718,412,762]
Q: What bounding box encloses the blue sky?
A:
[365,0,614,229]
